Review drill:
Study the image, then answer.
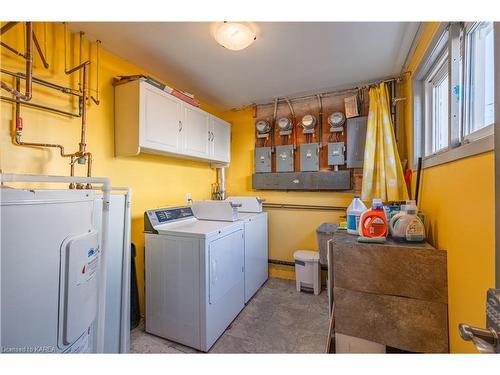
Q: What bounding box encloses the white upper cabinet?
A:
[114,80,230,164]
[141,83,182,153]
[210,116,231,163]
[183,105,210,159]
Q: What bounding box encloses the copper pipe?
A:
[1,96,81,117]
[0,41,25,57]
[0,22,33,101]
[69,156,76,189]
[13,77,75,158]
[79,63,88,154]
[84,152,93,189]
[0,22,18,35]
[32,30,49,69]
[65,61,89,75]
[1,69,81,96]
[15,136,76,158]
[90,40,101,105]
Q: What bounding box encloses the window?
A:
[464,22,495,139]
[424,52,449,155]
[413,22,495,168]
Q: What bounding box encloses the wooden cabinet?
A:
[115,80,230,164]
[331,231,449,353]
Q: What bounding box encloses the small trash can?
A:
[294,250,321,295]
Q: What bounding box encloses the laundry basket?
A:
[316,223,338,265]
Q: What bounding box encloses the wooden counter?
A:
[332,231,449,353]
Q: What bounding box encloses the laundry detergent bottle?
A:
[404,207,426,242]
[346,196,367,235]
[359,198,388,238]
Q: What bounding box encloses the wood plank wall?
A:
[254,88,370,192]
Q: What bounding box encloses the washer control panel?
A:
[144,206,194,233]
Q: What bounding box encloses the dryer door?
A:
[208,230,244,305]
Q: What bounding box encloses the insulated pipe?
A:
[216,167,226,200]
[285,98,297,149]
[317,95,323,148]
[0,173,112,353]
[271,98,278,151]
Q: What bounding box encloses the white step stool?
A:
[294,250,321,295]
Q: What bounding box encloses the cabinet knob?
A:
[178,121,183,132]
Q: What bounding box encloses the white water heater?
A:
[1,188,100,353]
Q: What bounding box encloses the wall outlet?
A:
[185,192,192,204]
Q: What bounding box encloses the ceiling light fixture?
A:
[214,22,256,51]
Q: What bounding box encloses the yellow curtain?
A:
[361,83,408,203]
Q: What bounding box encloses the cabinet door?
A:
[210,116,231,163]
[183,105,210,158]
[141,84,182,153]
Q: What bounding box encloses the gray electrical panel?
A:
[328,142,345,166]
[276,145,294,172]
[255,147,272,173]
[346,116,368,168]
[300,143,319,172]
[252,171,351,190]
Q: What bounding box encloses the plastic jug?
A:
[358,199,388,238]
[346,196,367,235]
[389,200,418,240]
[404,207,426,242]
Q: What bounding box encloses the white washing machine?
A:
[1,188,100,353]
[144,206,244,352]
[226,197,269,303]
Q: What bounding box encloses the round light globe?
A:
[214,22,256,51]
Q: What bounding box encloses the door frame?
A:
[495,22,500,288]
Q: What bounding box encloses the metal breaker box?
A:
[255,147,272,173]
[346,116,368,168]
[328,142,345,166]
[300,143,319,172]
[252,171,351,190]
[276,145,294,172]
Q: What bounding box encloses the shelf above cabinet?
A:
[115,79,230,164]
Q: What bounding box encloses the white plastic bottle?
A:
[405,207,426,242]
[346,196,367,235]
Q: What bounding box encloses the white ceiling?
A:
[72,22,419,110]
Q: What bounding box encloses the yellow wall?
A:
[403,23,495,353]
[2,22,495,353]
[1,22,222,314]
[221,108,355,279]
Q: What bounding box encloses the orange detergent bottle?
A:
[358,199,388,238]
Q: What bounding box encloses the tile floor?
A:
[130,278,329,353]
